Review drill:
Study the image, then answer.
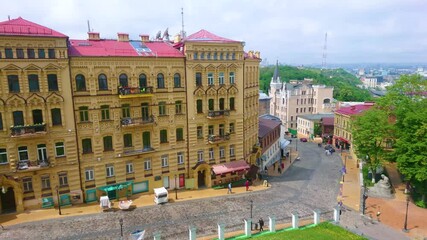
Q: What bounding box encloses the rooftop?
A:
[184,29,239,43]
[335,103,374,116]
[69,39,184,57]
[259,117,282,138]
[298,113,334,121]
[321,117,335,126]
[0,17,67,38]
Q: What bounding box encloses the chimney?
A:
[140,34,149,42]
[88,32,100,40]
[174,34,182,43]
[117,33,129,42]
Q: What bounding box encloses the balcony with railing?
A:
[121,116,155,127]
[207,110,230,119]
[123,147,155,156]
[10,123,47,137]
[208,133,230,144]
[16,158,51,171]
[118,86,154,98]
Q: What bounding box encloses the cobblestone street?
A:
[1,141,343,240]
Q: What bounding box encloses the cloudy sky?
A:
[3,0,426,65]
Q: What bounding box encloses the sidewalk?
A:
[0,180,271,227]
[339,151,427,240]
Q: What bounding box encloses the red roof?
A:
[69,39,184,57]
[335,103,374,116]
[0,17,67,38]
[185,29,239,43]
[212,160,250,175]
[259,118,281,138]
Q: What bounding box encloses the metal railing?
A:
[121,116,154,126]
[207,110,230,118]
[118,86,153,97]
[10,123,47,137]
[16,158,50,171]
[208,133,230,143]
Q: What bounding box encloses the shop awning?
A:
[334,136,349,143]
[212,160,250,175]
[280,139,290,149]
[288,128,297,135]
[97,181,133,192]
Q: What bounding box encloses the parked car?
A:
[300,138,308,142]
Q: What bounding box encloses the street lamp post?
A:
[175,174,178,200]
[250,200,253,230]
[55,186,61,215]
[361,186,368,215]
[402,183,410,233]
[119,218,123,237]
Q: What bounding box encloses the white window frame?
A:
[144,159,151,170]
[106,165,115,177]
[41,175,50,189]
[209,148,214,160]
[230,145,235,157]
[126,162,134,174]
[0,148,8,163]
[177,152,184,165]
[59,173,68,186]
[161,155,168,167]
[229,72,235,84]
[18,146,29,161]
[219,147,225,159]
[219,72,224,85]
[55,142,65,157]
[197,150,203,162]
[85,169,94,181]
[207,72,214,85]
[23,177,33,192]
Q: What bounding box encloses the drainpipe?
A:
[184,52,190,178]
[67,54,84,201]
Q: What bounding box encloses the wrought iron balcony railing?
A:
[208,133,230,143]
[121,116,155,126]
[16,158,50,171]
[10,123,47,137]
[118,86,153,98]
[207,110,230,119]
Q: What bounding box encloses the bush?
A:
[415,200,426,208]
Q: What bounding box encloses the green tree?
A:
[379,74,427,202]
[352,108,391,183]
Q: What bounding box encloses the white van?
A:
[154,187,168,204]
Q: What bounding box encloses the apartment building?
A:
[0,18,81,213]
[269,62,334,134]
[0,17,260,211]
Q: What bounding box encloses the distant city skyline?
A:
[3,0,427,65]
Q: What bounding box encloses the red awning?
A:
[334,136,349,143]
[212,160,250,175]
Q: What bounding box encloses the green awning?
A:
[97,181,133,192]
[288,128,297,135]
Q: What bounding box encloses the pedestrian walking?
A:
[245,180,250,191]
[278,166,282,174]
[227,182,232,194]
[258,218,264,231]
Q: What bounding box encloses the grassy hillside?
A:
[260,65,372,102]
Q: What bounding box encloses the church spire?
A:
[272,60,280,83]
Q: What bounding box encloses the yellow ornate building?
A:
[0,18,81,213]
[0,17,260,212]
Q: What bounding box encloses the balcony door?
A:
[13,111,24,126]
[141,103,149,121]
[37,144,48,162]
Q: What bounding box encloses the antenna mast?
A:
[181,8,186,38]
[322,32,328,69]
[87,20,91,32]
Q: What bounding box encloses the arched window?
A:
[323,98,331,104]
[157,73,165,88]
[119,74,128,87]
[75,74,86,91]
[139,74,147,87]
[98,74,108,90]
[173,73,181,88]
